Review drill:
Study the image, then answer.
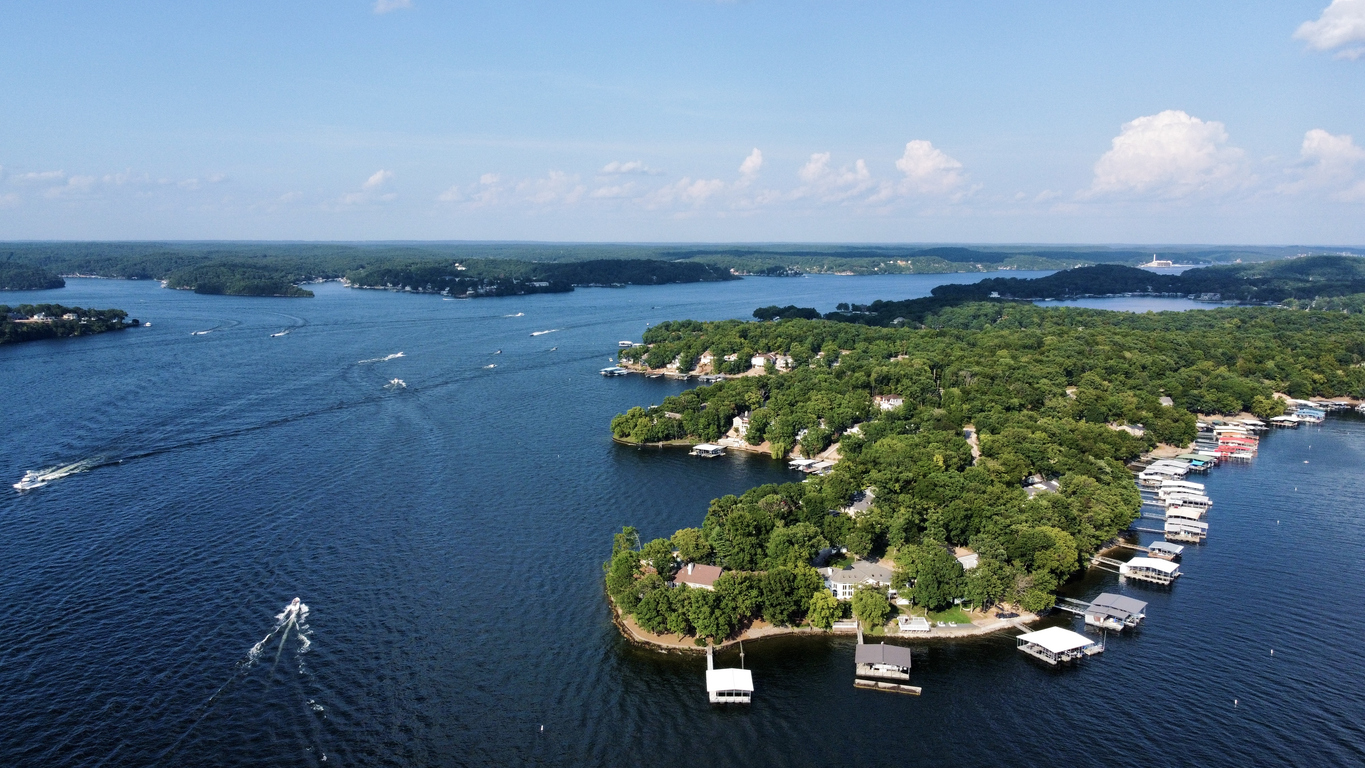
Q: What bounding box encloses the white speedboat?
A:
[385,378,407,389]
[270,330,289,338]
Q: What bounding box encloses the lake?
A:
[3,275,1363,766]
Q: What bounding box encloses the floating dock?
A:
[1016,626,1102,665]
[705,645,752,704]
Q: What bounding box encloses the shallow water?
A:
[2,275,1363,767]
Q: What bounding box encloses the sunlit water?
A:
[2,275,1363,766]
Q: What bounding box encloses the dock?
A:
[705,644,753,704]
[1016,626,1102,665]
[853,628,920,695]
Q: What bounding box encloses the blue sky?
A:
[2,1,1364,243]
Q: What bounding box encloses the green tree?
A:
[911,547,965,611]
[672,527,713,564]
[807,589,840,630]
[766,522,828,568]
[851,586,891,629]
[612,526,640,556]
[640,537,677,578]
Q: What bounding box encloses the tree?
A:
[604,549,643,613]
[688,588,734,641]
[634,589,670,634]
[1251,395,1286,419]
[962,558,1012,609]
[766,522,828,568]
[807,589,839,630]
[672,527,712,564]
[640,537,677,578]
[761,566,822,626]
[612,526,640,556]
[851,586,891,630]
[911,547,965,611]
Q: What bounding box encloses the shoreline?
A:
[610,600,1038,654]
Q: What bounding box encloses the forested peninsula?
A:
[1,304,133,345]
[0,263,65,291]
[604,290,1365,647]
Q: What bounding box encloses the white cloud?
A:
[374,0,413,15]
[0,192,19,208]
[793,152,876,202]
[738,148,763,179]
[10,170,66,183]
[1280,128,1365,200]
[1087,110,1249,198]
[1295,0,1365,59]
[644,177,727,208]
[363,169,394,189]
[518,171,586,205]
[599,160,662,176]
[894,140,966,195]
[590,182,639,199]
[436,185,464,203]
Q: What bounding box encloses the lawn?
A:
[927,605,975,625]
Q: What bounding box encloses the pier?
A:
[705,645,753,704]
[853,628,920,695]
[1016,626,1102,665]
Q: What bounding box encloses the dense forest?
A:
[604,300,1365,643]
[0,263,65,291]
[0,244,740,298]
[1,303,132,344]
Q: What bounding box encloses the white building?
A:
[820,560,892,600]
[874,395,905,411]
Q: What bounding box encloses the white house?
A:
[820,560,892,600]
[874,395,904,411]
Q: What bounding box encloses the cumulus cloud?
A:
[374,0,413,15]
[894,140,966,195]
[1280,128,1365,200]
[792,152,876,202]
[738,148,763,179]
[1295,0,1365,59]
[518,171,586,205]
[13,170,66,183]
[1087,110,1250,198]
[644,177,727,208]
[340,169,397,205]
[363,169,394,189]
[599,160,662,176]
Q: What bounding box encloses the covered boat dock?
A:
[1016,626,1101,665]
[1120,556,1181,585]
[1084,593,1149,631]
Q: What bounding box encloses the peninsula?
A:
[603,279,1365,649]
[2,303,133,345]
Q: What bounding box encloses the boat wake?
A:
[246,598,312,669]
[13,458,105,491]
[270,330,290,338]
[190,330,212,336]
[530,329,558,336]
[358,352,405,364]
[504,312,525,317]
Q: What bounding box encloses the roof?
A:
[1148,541,1185,554]
[823,560,892,585]
[705,668,754,693]
[673,563,723,588]
[1122,557,1180,574]
[956,552,980,570]
[692,443,724,451]
[1089,592,1148,615]
[1017,626,1095,654]
[855,642,914,668]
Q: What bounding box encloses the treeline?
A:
[0,263,65,291]
[344,258,735,297]
[164,262,315,297]
[605,303,1365,639]
[1,303,131,344]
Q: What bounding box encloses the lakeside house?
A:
[838,488,876,517]
[672,563,722,590]
[820,560,892,600]
[750,353,793,371]
[874,394,904,411]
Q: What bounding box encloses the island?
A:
[603,270,1365,650]
[2,303,133,345]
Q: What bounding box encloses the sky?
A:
[2,1,1364,244]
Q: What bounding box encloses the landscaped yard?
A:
[927,605,975,625]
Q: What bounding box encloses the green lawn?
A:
[927,605,974,625]
[828,555,855,569]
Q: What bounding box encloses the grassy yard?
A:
[828,555,855,569]
[927,605,975,625]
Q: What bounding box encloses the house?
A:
[731,414,750,438]
[839,488,875,517]
[874,395,904,411]
[955,551,980,570]
[672,562,722,590]
[750,353,794,371]
[820,560,892,600]
[699,351,714,367]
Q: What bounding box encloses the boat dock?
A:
[1016,626,1103,665]
[705,644,753,704]
[853,628,920,695]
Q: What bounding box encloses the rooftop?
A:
[1017,626,1095,654]
[855,642,913,668]
[705,668,754,694]
[673,563,723,588]
[823,560,892,585]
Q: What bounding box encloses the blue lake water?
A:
[3,275,1364,766]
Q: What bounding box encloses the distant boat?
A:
[385,378,406,389]
[143,322,152,327]
[484,364,497,369]
[494,350,501,355]
[504,312,525,317]
[270,330,289,338]
[600,366,628,377]
[549,346,557,351]
[531,329,558,337]
[191,330,211,336]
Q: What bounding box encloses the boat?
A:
[191,330,211,336]
[484,364,497,369]
[600,366,628,377]
[143,322,151,327]
[13,470,51,491]
[385,378,407,389]
[270,330,289,337]
[618,340,636,348]
[530,329,558,336]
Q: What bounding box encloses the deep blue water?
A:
[2,275,1364,767]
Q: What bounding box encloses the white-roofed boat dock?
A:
[1016,626,1103,665]
[705,645,752,704]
